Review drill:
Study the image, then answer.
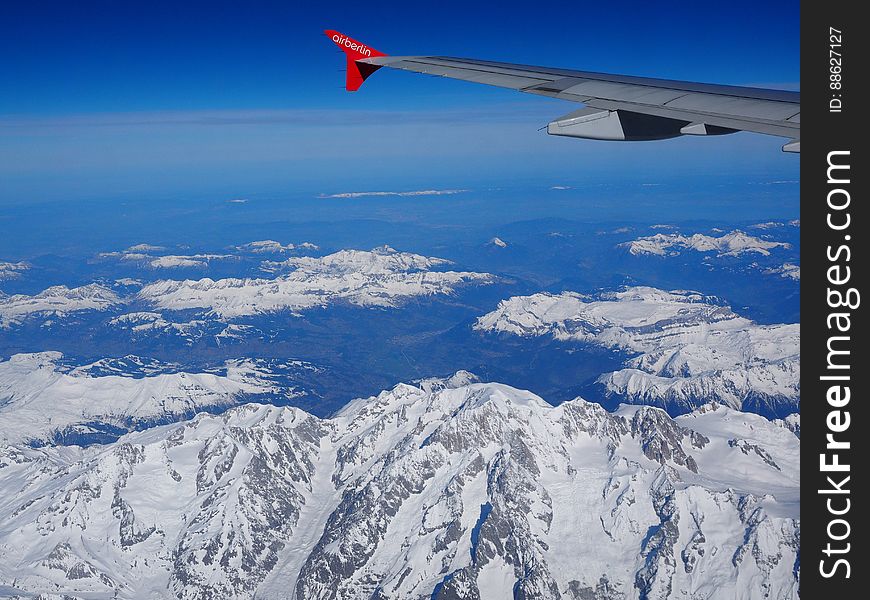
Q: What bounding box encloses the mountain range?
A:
[0,374,799,599]
[475,287,799,417]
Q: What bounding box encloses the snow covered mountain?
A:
[0,284,122,328]
[620,231,789,257]
[0,374,798,600]
[475,287,799,416]
[147,254,236,269]
[1,247,493,331]
[774,413,800,438]
[0,352,315,446]
[108,311,214,342]
[763,263,801,281]
[0,261,28,281]
[138,246,493,318]
[235,240,320,253]
[99,242,281,268]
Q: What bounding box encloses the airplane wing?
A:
[325,30,800,153]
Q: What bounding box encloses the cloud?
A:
[318,189,469,199]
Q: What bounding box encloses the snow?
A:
[108,311,207,339]
[0,373,799,599]
[99,247,234,269]
[257,436,341,596]
[489,237,508,248]
[235,240,319,253]
[148,256,207,268]
[476,287,742,349]
[749,221,785,229]
[138,246,493,318]
[0,352,279,445]
[114,278,142,287]
[0,260,29,281]
[126,244,165,252]
[475,287,799,413]
[0,284,122,328]
[477,556,515,599]
[4,246,490,327]
[675,403,800,514]
[148,254,235,269]
[764,262,801,280]
[621,230,790,257]
[774,413,800,438]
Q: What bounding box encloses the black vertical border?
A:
[802,0,865,596]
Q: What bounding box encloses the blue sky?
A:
[0,0,799,204]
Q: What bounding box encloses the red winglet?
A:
[325,30,387,91]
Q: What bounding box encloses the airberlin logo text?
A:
[332,34,372,57]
